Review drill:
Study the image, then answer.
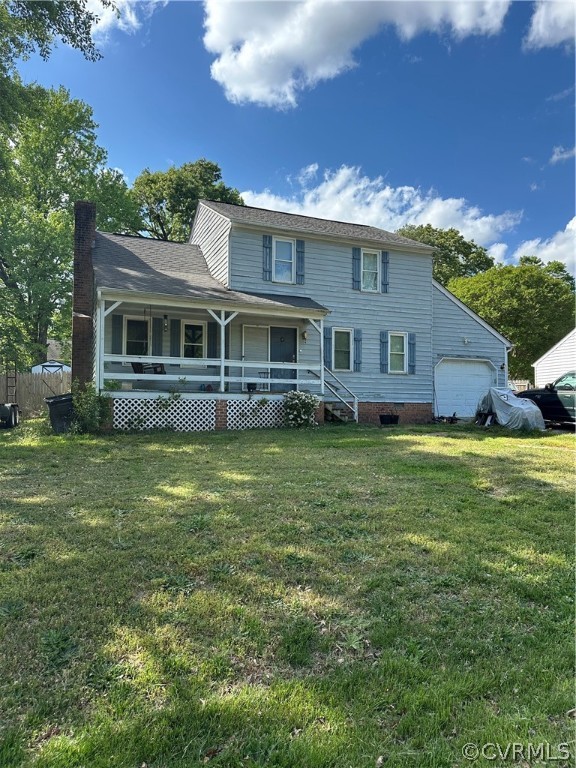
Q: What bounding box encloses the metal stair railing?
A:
[308,366,358,422]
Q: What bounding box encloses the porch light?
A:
[163,314,168,332]
[301,330,308,341]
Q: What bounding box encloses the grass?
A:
[0,420,573,767]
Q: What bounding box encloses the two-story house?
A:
[72,200,510,431]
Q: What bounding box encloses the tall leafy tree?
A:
[448,264,575,381]
[0,1,112,158]
[0,86,141,368]
[396,224,495,285]
[518,255,575,291]
[132,159,244,242]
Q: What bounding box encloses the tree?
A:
[518,255,575,291]
[131,159,244,242]
[0,0,113,129]
[396,224,495,285]
[448,264,575,381]
[0,86,141,368]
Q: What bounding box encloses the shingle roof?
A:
[92,232,328,314]
[200,200,435,252]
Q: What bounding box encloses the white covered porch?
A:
[95,291,329,397]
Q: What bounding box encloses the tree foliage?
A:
[0,0,112,130]
[0,86,141,368]
[131,159,244,242]
[396,224,495,285]
[448,264,575,381]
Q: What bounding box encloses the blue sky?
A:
[18,0,576,269]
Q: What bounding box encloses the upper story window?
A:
[182,322,206,359]
[125,318,149,356]
[273,237,295,283]
[353,248,389,293]
[389,332,407,374]
[333,328,353,371]
[362,250,379,292]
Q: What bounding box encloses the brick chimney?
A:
[72,201,97,388]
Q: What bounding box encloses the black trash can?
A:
[379,414,399,426]
[45,393,74,434]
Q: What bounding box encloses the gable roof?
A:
[533,327,576,366]
[199,200,435,253]
[92,232,328,315]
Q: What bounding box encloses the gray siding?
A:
[432,285,507,386]
[191,203,231,286]
[229,227,435,402]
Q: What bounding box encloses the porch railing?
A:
[101,354,322,390]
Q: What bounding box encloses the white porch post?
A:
[207,309,238,392]
[308,318,325,395]
[219,310,226,392]
[96,298,104,392]
[319,318,325,395]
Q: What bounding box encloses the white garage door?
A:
[434,359,496,417]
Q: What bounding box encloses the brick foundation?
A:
[357,401,433,425]
[215,400,228,430]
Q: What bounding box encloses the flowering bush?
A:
[283,390,320,428]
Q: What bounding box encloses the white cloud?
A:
[488,242,509,264]
[87,0,165,41]
[524,0,576,50]
[549,145,576,164]
[241,164,521,246]
[203,0,511,108]
[546,85,575,102]
[510,218,576,272]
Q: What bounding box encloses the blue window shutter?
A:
[207,322,218,358]
[323,326,332,369]
[352,248,361,290]
[263,235,272,281]
[152,317,163,356]
[354,329,362,372]
[380,331,389,373]
[170,319,181,357]
[296,239,305,285]
[111,315,123,354]
[381,251,389,293]
[408,333,416,374]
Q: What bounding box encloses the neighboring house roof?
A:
[199,200,435,253]
[92,232,328,315]
[533,327,576,366]
[433,280,512,347]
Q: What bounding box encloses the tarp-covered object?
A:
[476,388,546,430]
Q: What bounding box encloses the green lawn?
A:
[0,421,573,767]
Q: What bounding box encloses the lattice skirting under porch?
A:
[113,398,216,431]
[226,398,284,430]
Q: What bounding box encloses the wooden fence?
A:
[1,372,72,417]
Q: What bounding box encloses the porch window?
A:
[389,332,407,373]
[182,322,205,359]
[361,250,379,292]
[273,238,295,283]
[125,318,149,356]
[333,328,353,371]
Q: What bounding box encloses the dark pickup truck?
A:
[516,371,576,423]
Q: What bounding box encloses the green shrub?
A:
[71,381,110,434]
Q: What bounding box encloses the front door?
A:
[270,327,297,392]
